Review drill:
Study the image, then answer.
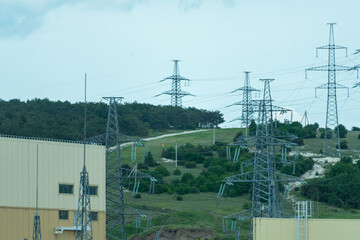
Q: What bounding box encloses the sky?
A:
[0,0,360,128]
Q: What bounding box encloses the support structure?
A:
[75,74,93,240]
[219,79,304,239]
[300,111,309,126]
[156,60,193,107]
[87,97,154,240]
[228,72,260,135]
[32,144,41,240]
[305,23,358,156]
[296,201,312,240]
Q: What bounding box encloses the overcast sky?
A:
[0,0,359,128]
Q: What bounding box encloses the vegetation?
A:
[302,156,360,209]
[0,98,224,139]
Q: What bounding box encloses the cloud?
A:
[0,0,146,38]
[178,0,203,12]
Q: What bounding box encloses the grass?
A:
[118,128,360,239]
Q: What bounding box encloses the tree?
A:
[144,152,158,167]
[335,124,348,138]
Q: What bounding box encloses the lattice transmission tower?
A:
[156,60,193,107]
[87,97,153,240]
[32,144,41,240]
[306,23,358,156]
[219,79,304,239]
[228,71,260,135]
[75,75,93,240]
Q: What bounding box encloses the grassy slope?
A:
[120,129,360,239]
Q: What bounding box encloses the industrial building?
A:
[0,135,106,240]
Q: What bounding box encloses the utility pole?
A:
[32,144,41,240]
[306,23,357,156]
[228,72,260,136]
[75,74,93,240]
[175,142,178,167]
[156,60,193,107]
[213,124,216,145]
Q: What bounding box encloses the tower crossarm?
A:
[123,168,156,180]
[306,65,356,78]
[231,87,260,93]
[160,75,190,82]
[315,83,349,97]
[222,171,305,184]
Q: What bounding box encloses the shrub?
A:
[181,173,195,184]
[199,185,208,192]
[337,140,348,149]
[358,134,360,140]
[137,163,148,170]
[144,152,158,167]
[134,193,141,199]
[154,165,170,177]
[173,169,181,175]
[352,126,360,131]
[243,202,251,210]
[176,196,183,201]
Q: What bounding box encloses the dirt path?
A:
[120,129,210,147]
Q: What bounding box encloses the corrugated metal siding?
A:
[0,137,106,211]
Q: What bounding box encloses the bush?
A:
[173,169,181,175]
[154,165,170,177]
[137,163,148,170]
[243,202,251,210]
[134,193,141,199]
[181,173,195,184]
[185,161,196,168]
[337,140,348,149]
[352,126,360,131]
[358,134,360,140]
[144,152,158,167]
[199,185,208,192]
[176,196,183,201]
[335,124,348,138]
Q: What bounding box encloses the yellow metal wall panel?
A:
[0,207,105,240]
[0,137,106,211]
[254,218,360,240]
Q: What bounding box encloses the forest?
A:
[0,98,224,140]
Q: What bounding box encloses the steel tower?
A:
[32,145,41,240]
[220,79,304,239]
[228,71,260,135]
[156,60,193,107]
[306,23,357,156]
[75,75,93,240]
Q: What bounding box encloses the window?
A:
[90,212,98,221]
[59,184,73,194]
[89,186,98,196]
[59,210,69,220]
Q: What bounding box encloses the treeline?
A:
[0,98,224,140]
[302,157,360,209]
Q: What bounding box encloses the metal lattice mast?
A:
[219,79,304,239]
[32,144,41,240]
[75,74,93,240]
[103,97,127,240]
[306,23,357,156]
[300,111,309,126]
[228,72,260,135]
[156,60,193,107]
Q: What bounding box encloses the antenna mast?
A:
[75,73,93,240]
[32,144,41,240]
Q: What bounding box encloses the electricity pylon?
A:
[87,97,154,240]
[219,79,304,239]
[300,111,309,126]
[156,60,193,107]
[32,145,41,240]
[306,23,357,156]
[75,75,93,240]
[228,71,260,135]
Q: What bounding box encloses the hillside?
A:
[0,98,224,139]
[119,127,360,239]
